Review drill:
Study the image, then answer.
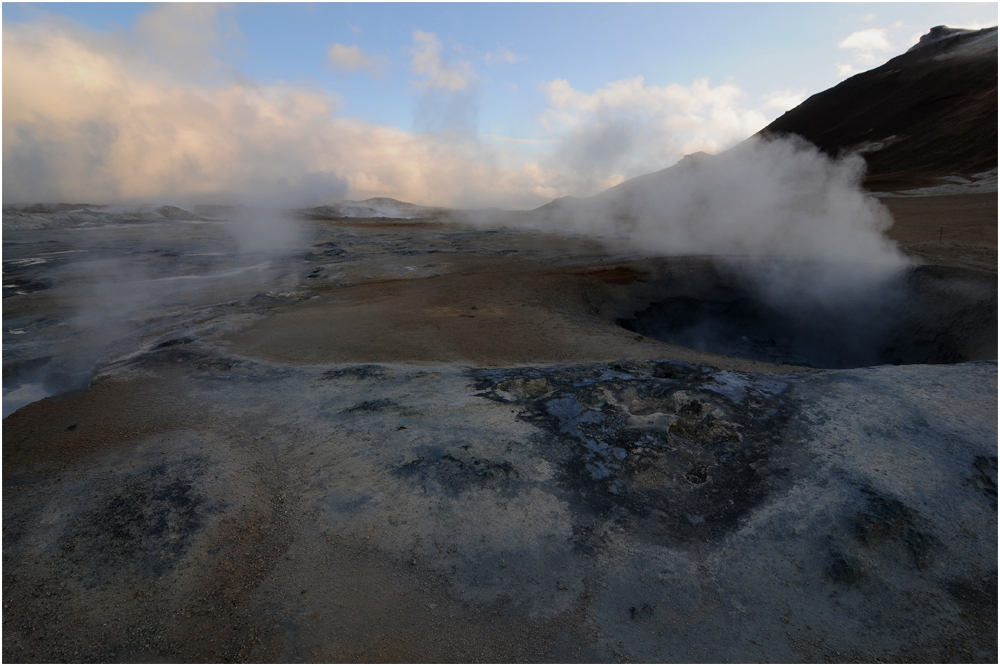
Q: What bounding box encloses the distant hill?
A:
[759,25,997,191]
[301,197,447,220]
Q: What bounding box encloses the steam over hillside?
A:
[528,136,903,268]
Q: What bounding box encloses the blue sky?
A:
[3,3,997,207]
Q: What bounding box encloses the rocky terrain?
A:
[3,26,997,664]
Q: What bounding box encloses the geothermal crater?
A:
[617,262,997,369]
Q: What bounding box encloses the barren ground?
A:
[2,192,997,662]
[881,192,997,274]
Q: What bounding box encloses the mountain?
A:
[537,25,997,214]
[760,26,997,191]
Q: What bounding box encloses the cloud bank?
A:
[3,7,804,209]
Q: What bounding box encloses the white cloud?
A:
[536,76,776,180]
[832,19,997,81]
[2,17,603,209]
[836,63,861,78]
[410,30,475,91]
[838,28,892,60]
[948,20,999,30]
[485,47,524,65]
[761,88,807,112]
[327,43,386,76]
[835,27,899,79]
[1,12,812,212]
[833,17,997,87]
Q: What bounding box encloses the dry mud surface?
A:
[881,192,998,274]
[3,200,997,662]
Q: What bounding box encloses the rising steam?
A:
[512,134,910,310]
[532,135,905,268]
[477,135,920,367]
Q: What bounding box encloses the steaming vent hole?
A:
[617,263,997,369]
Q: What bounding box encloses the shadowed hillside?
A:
[760,26,997,191]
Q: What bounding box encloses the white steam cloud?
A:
[410,30,475,92]
[509,135,909,319]
[535,135,902,266]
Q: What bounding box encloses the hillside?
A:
[760,26,997,191]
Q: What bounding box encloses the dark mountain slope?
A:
[759,26,997,190]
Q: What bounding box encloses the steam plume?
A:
[534,135,904,269]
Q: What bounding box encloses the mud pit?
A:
[617,261,997,369]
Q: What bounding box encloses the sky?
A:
[3,2,997,209]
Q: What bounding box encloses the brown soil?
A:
[881,192,997,273]
[222,191,996,371]
[222,253,801,374]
